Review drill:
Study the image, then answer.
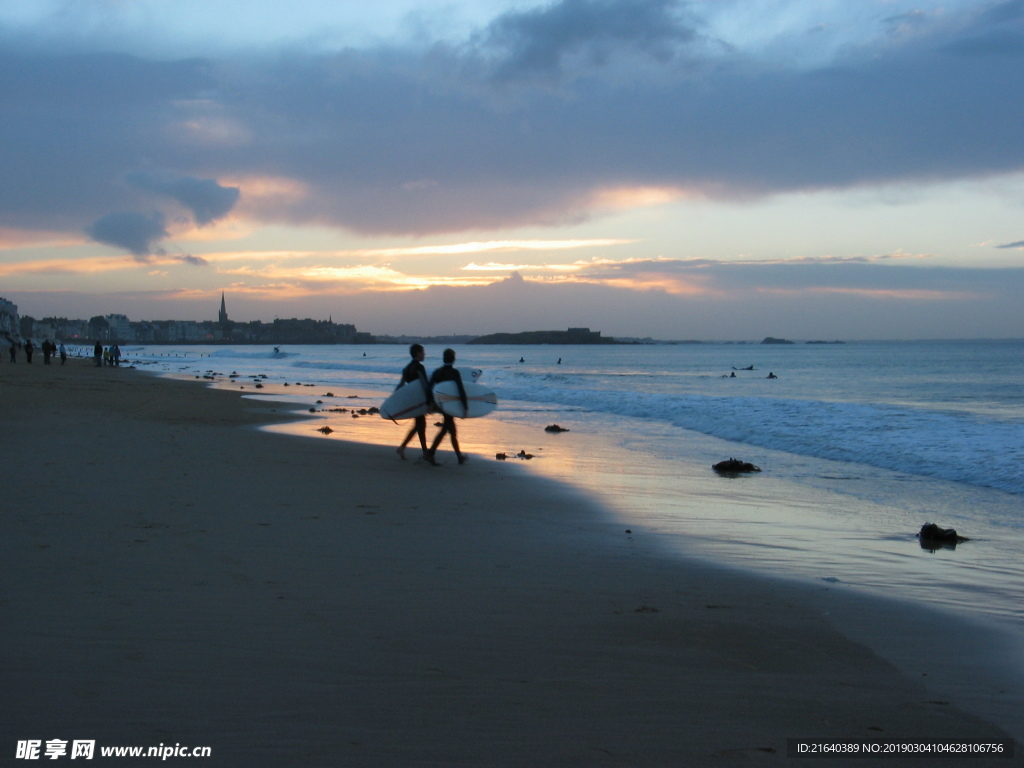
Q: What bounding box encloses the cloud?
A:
[85,212,168,259]
[127,172,240,225]
[996,240,1024,249]
[468,0,697,81]
[0,0,1023,238]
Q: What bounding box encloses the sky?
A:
[1,0,1023,340]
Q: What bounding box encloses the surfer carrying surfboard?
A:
[395,344,432,460]
[425,348,469,465]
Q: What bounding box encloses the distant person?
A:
[425,348,468,466]
[395,344,431,461]
[7,339,16,363]
[24,339,34,363]
[729,371,736,378]
[519,357,524,363]
[93,341,103,367]
[59,342,67,365]
[103,347,112,366]
[557,358,562,364]
[767,372,778,379]
[112,344,121,367]
[42,339,53,365]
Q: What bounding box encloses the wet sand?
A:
[0,359,1018,766]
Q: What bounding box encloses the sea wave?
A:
[489,377,1024,496]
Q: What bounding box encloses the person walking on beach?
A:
[93,341,103,367]
[112,344,121,367]
[425,348,468,465]
[6,338,16,363]
[59,342,67,365]
[24,339,34,363]
[42,339,53,365]
[395,343,431,461]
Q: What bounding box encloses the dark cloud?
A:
[996,240,1024,248]
[940,0,1024,54]
[127,172,240,226]
[469,0,697,81]
[85,212,168,259]
[1,0,1023,236]
[176,254,209,267]
[0,51,214,230]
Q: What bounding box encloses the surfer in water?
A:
[425,348,469,465]
[396,344,431,460]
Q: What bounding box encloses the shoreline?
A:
[1,360,1019,764]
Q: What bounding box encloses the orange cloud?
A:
[170,216,256,244]
[364,239,634,257]
[0,252,205,277]
[199,238,632,265]
[217,262,494,292]
[540,272,717,296]
[225,175,310,205]
[588,185,692,210]
[0,228,84,250]
[0,255,137,277]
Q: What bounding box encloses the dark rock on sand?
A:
[712,458,761,474]
[917,523,969,552]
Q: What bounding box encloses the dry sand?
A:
[1,359,1018,766]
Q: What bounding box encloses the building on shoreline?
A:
[2,297,21,340]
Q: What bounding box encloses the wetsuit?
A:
[396,357,432,458]
[399,359,430,393]
[428,364,467,412]
[427,364,468,462]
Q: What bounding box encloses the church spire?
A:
[218,292,229,325]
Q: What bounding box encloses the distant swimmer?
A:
[273,346,281,353]
[557,358,562,364]
[767,372,778,379]
[730,372,736,378]
[519,357,525,363]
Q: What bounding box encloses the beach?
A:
[1,360,1018,766]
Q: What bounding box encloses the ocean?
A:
[120,339,1024,639]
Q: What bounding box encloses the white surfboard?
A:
[379,379,430,421]
[433,380,498,418]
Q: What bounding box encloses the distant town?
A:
[0,294,615,347]
[1,294,377,346]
